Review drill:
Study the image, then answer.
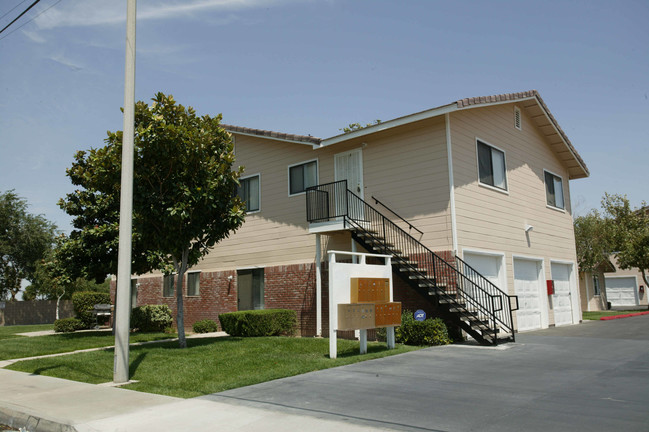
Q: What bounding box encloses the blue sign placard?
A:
[414,309,426,321]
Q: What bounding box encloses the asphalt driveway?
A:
[204,315,649,432]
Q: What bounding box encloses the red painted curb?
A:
[600,311,649,320]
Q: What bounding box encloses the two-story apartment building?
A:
[126,90,589,343]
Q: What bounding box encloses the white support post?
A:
[315,233,322,336]
[386,327,395,349]
[351,238,358,263]
[113,0,136,385]
[359,329,367,354]
[328,252,337,359]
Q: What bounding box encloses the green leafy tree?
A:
[340,119,382,133]
[602,193,649,286]
[574,210,614,272]
[0,190,57,301]
[23,234,110,318]
[59,92,245,347]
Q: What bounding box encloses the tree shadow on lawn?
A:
[329,343,405,359]
[129,352,147,376]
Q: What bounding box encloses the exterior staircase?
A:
[306,180,518,346]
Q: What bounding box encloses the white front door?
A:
[551,262,575,326]
[335,149,364,220]
[335,149,364,198]
[605,276,639,307]
[514,259,544,331]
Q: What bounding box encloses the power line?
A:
[0,0,62,42]
[0,0,29,22]
[0,0,41,35]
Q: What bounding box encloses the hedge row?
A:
[218,309,297,337]
[72,291,111,328]
[131,305,173,332]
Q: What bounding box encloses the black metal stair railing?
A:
[306,180,517,343]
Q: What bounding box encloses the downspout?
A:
[445,113,458,255]
[315,233,322,336]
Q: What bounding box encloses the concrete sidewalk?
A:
[0,369,389,432]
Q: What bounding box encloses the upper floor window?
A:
[289,160,318,196]
[477,140,508,191]
[544,170,564,210]
[238,174,260,212]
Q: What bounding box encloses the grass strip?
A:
[582,310,646,320]
[0,331,175,360]
[7,336,421,398]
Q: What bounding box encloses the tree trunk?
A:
[642,269,649,288]
[56,293,62,320]
[174,249,189,348]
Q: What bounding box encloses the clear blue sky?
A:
[1,0,647,232]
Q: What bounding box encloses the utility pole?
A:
[114,0,136,384]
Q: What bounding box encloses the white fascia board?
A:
[320,103,458,147]
[231,130,321,148]
[532,99,589,178]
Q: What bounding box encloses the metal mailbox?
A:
[375,302,402,327]
[350,277,390,303]
[337,303,375,330]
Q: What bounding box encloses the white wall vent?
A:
[514,106,522,130]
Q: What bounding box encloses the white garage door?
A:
[605,277,638,307]
[514,259,543,331]
[462,252,504,310]
[551,263,574,326]
[463,253,502,287]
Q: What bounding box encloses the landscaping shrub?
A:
[396,310,452,346]
[72,291,111,329]
[54,317,85,333]
[131,305,173,332]
[193,319,219,334]
[219,309,297,337]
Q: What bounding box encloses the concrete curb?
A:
[0,406,76,432]
[600,310,649,320]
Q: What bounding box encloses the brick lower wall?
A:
[111,251,456,337]
[113,265,317,336]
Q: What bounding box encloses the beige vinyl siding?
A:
[196,134,318,271]
[315,116,453,251]
[579,270,608,311]
[451,103,579,313]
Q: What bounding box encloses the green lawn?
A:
[0,330,175,360]
[0,324,53,341]
[6,336,421,398]
[582,310,645,320]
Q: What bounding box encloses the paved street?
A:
[206,315,649,432]
[1,316,648,431]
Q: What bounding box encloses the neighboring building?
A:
[579,260,615,312]
[603,257,648,309]
[120,90,589,343]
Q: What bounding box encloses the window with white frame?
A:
[238,174,260,212]
[187,272,200,296]
[289,160,318,195]
[163,274,175,298]
[544,170,564,209]
[477,140,508,191]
